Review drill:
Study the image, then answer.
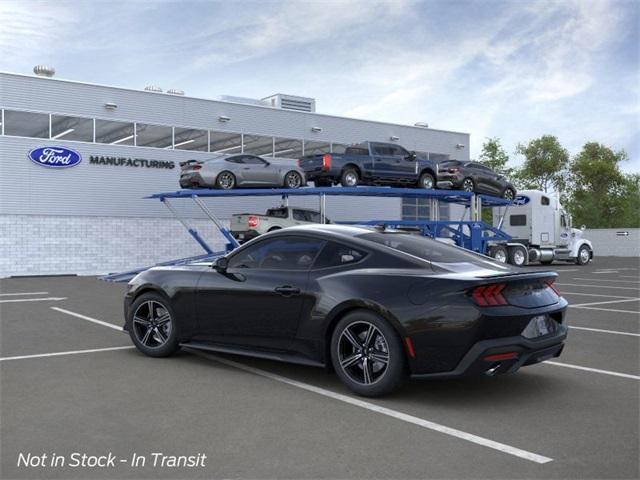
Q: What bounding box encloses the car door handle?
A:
[274,285,301,296]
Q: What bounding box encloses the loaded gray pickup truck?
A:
[298,141,440,189]
[230,206,330,242]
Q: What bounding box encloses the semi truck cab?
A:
[490,190,593,266]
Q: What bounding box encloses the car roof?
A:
[281,224,374,237]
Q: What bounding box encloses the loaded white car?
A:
[489,189,593,266]
[230,206,330,242]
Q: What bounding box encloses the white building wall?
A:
[584,228,640,257]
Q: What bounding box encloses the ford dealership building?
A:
[0,70,470,277]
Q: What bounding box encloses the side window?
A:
[313,242,367,269]
[243,156,267,165]
[541,196,550,206]
[510,215,527,226]
[307,211,321,223]
[228,236,325,270]
[391,146,410,157]
[292,209,307,221]
[226,156,244,164]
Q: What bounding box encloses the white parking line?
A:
[569,326,640,337]
[545,361,640,380]
[620,275,640,279]
[557,283,640,291]
[571,298,640,307]
[0,346,134,362]
[556,269,580,272]
[569,305,640,314]
[51,307,123,331]
[562,291,637,299]
[0,297,67,303]
[0,291,49,296]
[191,350,553,464]
[571,278,640,284]
[593,271,620,274]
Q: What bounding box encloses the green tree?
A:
[565,142,638,228]
[515,135,569,193]
[479,137,512,176]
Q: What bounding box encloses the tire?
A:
[461,177,475,192]
[216,171,236,189]
[330,310,407,397]
[418,172,435,190]
[284,171,303,189]
[503,188,516,201]
[128,292,180,358]
[490,245,508,263]
[576,245,591,265]
[340,168,359,187]
[508,245,528,266]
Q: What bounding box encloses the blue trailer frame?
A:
[101,186,512,282]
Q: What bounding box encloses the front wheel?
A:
[576,245,591,265]
[418,172,435,189]
[284,170,303,189]
[216,171,236,189]
[331,310,406,397]
[128,293,180,357]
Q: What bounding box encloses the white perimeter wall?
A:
[584,228,640,257]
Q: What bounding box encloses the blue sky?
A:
[1,0,638,171]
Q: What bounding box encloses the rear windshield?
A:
[358,232,514,273]
[438,160,463,167]
[266,208,288,218]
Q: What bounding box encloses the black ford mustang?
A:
[123,225,568,396]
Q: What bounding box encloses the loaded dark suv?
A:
[436,160,516,199]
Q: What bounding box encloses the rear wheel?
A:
[340,168,359,187]
[284,170,303,189]
[508,245,528,266]
[462,177,475,192]
[128,293,180,357]
[418,172,435,189]
[331,310,406,397]
[490,245,508,263]
[503,188,516,201]
[216,171,236,189]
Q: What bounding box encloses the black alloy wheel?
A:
[284,171,303,189]
[462,178,475,192]
[418,172,435,190]
[216,171,236,189]
[129,293,180,357]
[331,310,406,397]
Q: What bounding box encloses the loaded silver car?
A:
[179,154,306,189]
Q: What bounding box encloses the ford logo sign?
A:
[513,195,530,206]
[28,146,82,168]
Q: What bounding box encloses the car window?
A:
[307,211,321,223]
[313,241,367,269]
[266,208,288,218]
[228,236,325,270]
[225,156,244,164]
[390,145,410,157]
[358,232,514,273]
[242,155,267,165]
[372,144,393,156]
[292,209,308,221]
[345,147,369,156]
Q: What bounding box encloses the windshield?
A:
[358,232,514,274]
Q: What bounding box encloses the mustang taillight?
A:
[248,216,259,228]
[546,280,561,296]
[472,284,508,306]
[322,154,332,171]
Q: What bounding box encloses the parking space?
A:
[1,257,638,479]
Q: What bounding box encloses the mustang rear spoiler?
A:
[179,160,201,168]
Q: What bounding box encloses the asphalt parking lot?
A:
[1,257,638,479]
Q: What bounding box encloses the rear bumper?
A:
[410,326,568,379]
[179,172,208,188]
[436,174,464,189]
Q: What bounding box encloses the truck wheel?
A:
[490,245,508,263]
[576,245,591,265]
[340,168,359,187]
[418,172,435,189]
[508,245,528,266]
[503,188,516,201]
[462,178,475,192]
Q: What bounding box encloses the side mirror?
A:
[407,151,417,161]
[213,256,229,272]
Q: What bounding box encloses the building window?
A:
[135,123,173,148]
[210,131,243,154]
[3,110,49,138]
[303,140,331,155]
[95,119,135,145]
[51,114,93,142]
[244,134,274,156]
[173,127,208,151]
[273,137,303,159]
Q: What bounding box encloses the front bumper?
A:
[410,326,567,379]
